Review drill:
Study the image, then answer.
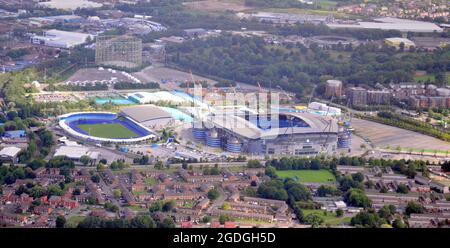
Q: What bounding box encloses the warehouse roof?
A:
[54,146,98,160]
[128,91,186,104]
[327,17,443,33]
[0,147,22,158]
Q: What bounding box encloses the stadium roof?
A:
[207,112,338,139]
[120,105,173,123]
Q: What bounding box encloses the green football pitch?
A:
[275,170,336,184]
[77,124,139,139]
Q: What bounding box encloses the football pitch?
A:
[77,124,139,139]
[276,170,336,184]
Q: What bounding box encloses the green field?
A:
[276,170,336,184]
[302,209,351,226]
[414,72,450,84]
[144,177,157,186]
[77,124,139,139]
[65,215,86,228]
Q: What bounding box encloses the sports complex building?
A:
[59,88,348,156]
[58,105,192,143]
[192,110,341,155]
[58,112,156,143]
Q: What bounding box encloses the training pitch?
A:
[77,124,139,139]
[276,170,336,184]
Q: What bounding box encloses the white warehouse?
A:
[31,29,94,49]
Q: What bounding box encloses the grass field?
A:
[144,177,157,186]
[65,215,86,228]
[414,72,450,84]
[302,209,351,226]
[276,170,336,184]
[77,123,139,139]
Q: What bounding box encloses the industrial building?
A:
[308,102,342,116]
[192,110,340,155]
[54,145,99,163]
[384,37,416,49]
[31,29,93,49]
[240,12,332,25]
[28,15,84,27]
[37,0,103,10]
[327,17,443,33]
[411,37,450,50]
[127,91,187,105]
[0,146,22,163]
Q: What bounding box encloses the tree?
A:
[162,200,176,212]
[159,218,175,228]
[405,201,424,216]
[396,184,409,194]
[285,182,311,201]
[379,186,388,193]
[351,172,364,183]
[129,215,155,228]
[72,188,81,196]
[181,162,188,170]
[378,205,396,221]
[264,166,277,178]
[202,216,212,223]
[303,213,324,228]
[154,161,163,170]
[104,202,119,213]
[336,209,344,217]
[47,184,64,197]
[247,159,262,168]
[222,202,231,210]
[350,211,385,228]
[56,216,66,228]
[245,187,257,197]
[441,161,450,173]
[113,189,121,199]
[392,218,407,228]
[27,159,46,170]
[344,188,371,208]
[207,188,220,201]
[80,155,92,166]
[30,186,45,198]
[219,214,232,224]
[257,179,288,201]
[149,200,163,213]
[91,174,100,183]
[317,185,340,197]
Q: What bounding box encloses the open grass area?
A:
[127,205,147,212]
[276,170,336,184]
[144,177,157,186]
[65,215,86,228]
[414,72,450,84]
[77,123,139,139]
[302,209,351,226]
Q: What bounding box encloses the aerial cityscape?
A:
[0,0,449,230]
